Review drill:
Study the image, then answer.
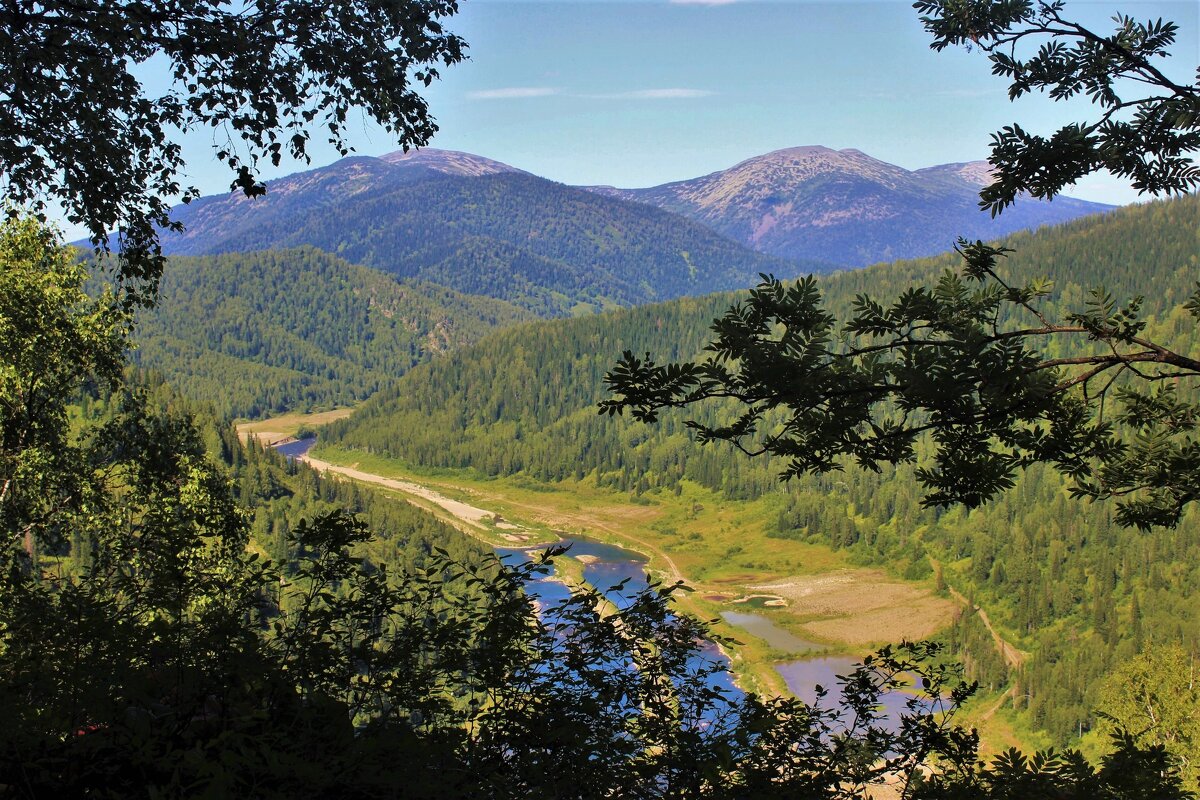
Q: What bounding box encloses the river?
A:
[499,537,741,702]
[274,436,909,716]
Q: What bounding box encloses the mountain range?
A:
[159,149,806,316]
[152,146,1111,315]
[122,144,1117,416]
[589,146,1112,266]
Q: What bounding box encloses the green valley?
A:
[319,194,1200,750]
[8,0,1200,795]
[252,416,960,719]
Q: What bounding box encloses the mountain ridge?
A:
[158,157,812,316]
[127,144,1116,321]
[587,145,1112,266]
[128,246,535,418]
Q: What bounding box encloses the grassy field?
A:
[235,408,354,445]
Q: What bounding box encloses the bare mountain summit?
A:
[914,160,996,186]
[378,148,528,177]
[164,148,524,252]
[590,146,1112,267]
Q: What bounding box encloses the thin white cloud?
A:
[583,88,716,100]
[467,87,715,102]
[467,87,559,100]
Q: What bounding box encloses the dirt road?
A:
[299,453,686,580]
[301,454,524,538]
[949,585,1025,669]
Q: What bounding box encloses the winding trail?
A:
[303,454,497,529]
[929,560,1025,735]
[948,585,1026,670]
[978,685,1017,724]
[928,558,1025,671]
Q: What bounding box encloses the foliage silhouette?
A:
[0,0,464,302]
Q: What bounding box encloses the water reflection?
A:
[273,437,316,460]
[722,606,925,727]
[720,611,822,655]
[500,539,742,701]
[278,448,916,721]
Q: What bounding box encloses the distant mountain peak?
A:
[208,149,523,208]
[378,148,526,177]
[915,160,995,187]
[702,145,913,190]
[758,144,838,157]
[739,145,887,165]
[590,145,1111,267]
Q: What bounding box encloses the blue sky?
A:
[73,0,1200,235]
[403,0,1198,203]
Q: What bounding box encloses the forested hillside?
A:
[126,247,534,418]
[323,194,1200,742]
[220,417,489,584]
[157,156,812,315]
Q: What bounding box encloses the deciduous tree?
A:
[1097,644,1200,790]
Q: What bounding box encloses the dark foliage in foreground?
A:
[1,0,465,302]
[2,504,1189,799]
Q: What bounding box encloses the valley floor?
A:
[237,412,1033,752]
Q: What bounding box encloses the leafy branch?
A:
[602,247,1200,529]
[914,0,1200,214]
[0,0,466,303]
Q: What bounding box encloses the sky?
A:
[409,0,1197,204]
[62,0,1200,236]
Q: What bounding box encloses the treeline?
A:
[236,433,489,580]
[122,247,533,418]
[323,194,1200,742]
